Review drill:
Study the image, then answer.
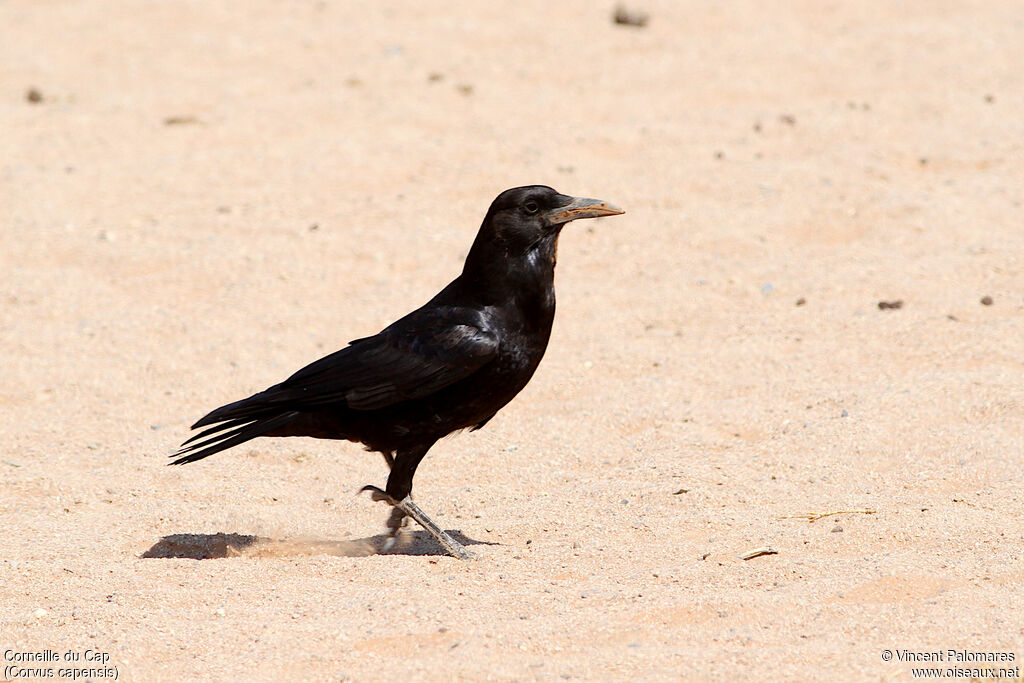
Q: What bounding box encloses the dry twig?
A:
[781,509,876,523]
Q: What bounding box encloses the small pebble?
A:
[980,295,993,306]
[163,115,199,126]
[831,524,843,533]
[795,297,806,306]
[34,608,48,618]
[877,300,903,310]
[215,608,226,617]
[613,5,649,27]
[26,88,43,104]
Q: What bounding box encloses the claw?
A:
[359,484,393,503]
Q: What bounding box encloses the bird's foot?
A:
[359,484,394,504]
[359,485,408,552]
[359,485,473,560]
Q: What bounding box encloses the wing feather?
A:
[239,314,499,413]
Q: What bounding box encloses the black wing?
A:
[262,317,500,412]
[173,309,500,464]
[187,309,499,430]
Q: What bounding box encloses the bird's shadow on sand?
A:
[141,530,496,560]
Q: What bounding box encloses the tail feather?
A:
[178,421,253,455]
[181,417,251,447]
[171,411,300,465]
[190,390,280,429]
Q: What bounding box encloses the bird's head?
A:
[460,185,624,305]
[478,185,624,256]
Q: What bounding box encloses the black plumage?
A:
[174,185,624,558]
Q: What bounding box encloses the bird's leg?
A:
[395,496,472,560]
[369,454,406,545]
[359,485,472,560]
[360,485,409,551]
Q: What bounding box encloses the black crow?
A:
[173,186,624,558]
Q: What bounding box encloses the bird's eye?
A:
[523,200,540,215]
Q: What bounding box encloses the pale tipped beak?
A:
[543,196,625,226]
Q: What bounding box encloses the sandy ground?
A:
[3,1,1023,680]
